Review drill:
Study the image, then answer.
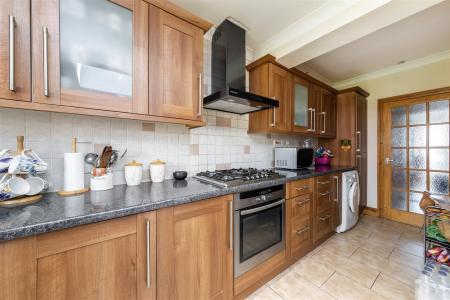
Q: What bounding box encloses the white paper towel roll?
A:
[63,153,84,191]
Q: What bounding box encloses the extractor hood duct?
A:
[203,19,278,115]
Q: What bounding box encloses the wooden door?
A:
[292,76,313,134]
[149,5,203,121]
[0,0,31,102]
[381,92,450,226]
[319,89,337,138]
[32,0,149,113]
[356,95,367,209]
[36,216,138,300]
[267,64,291,132]
[157,195,233,300]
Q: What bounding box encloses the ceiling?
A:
[169,0,330,48]
[297,0,450,83]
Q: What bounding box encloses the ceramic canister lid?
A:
[125,160,143,167]
[150,159,165,165]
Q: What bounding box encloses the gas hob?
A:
[194,168,285,187]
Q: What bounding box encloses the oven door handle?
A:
[240,199,285,216]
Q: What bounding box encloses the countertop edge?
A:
[0,166,356,241]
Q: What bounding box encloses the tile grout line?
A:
[369,271,382,290]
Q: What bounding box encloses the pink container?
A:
[314,156,332,165]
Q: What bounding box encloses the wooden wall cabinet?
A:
[247,55,337,138]
[149,5,203,121]
[156,195,234,300]
[248,63,292,133]
[0,0,31,102]
[0,0,211,127]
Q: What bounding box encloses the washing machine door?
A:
[348,181,360,214]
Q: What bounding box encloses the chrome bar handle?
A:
[146,219,151,288]
[9,16,15,91]
[42,26,49,97]
[321,112,326,133]
[270,97,276,127]
[295,185,309,191]
[197,73,202,116]
[356,131,361,152]
[229,201,233,251]
[241,199,285,215]
[318,214,331,221]
[317,180,331,185]
[307,108,313,131]
[333,175,339,202]
[312,109,316,132]
[296,225,310,235]
[318,191,330,196]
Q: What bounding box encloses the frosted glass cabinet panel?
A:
[60,0,133,97]
[31,0,149,113]
[292,76,311,133]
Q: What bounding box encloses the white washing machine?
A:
[336,170,360,233]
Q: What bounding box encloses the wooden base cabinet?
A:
[156,195,234,300]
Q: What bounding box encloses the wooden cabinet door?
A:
[149,5,203,121]
[32,0,149,114]
[0,0,31,102]
[157,195,233,300]
[268,64,291,132]
[292,76,313,134]
[356,94,367,209]
[0,237,36,300]
[36,216,138,300]
[319,89,337,138]
[331,173,341,230]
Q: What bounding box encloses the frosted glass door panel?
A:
[60,0,132,97]
[294,83,308,127]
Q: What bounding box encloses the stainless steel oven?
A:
[234,184,285,277]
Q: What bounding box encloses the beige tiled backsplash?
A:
[0,37,315,192]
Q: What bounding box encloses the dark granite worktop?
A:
[0,165,355,241]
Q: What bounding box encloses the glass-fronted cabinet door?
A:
[292,76,314,134]
[32,0,149,114]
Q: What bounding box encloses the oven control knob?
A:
[261,195,266,201]
[256,197,261,201]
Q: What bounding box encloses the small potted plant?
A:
[314,147,334,165]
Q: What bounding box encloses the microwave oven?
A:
[274,147,314,169]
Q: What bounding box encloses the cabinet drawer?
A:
[291,218,311,256]
[316,190,332,214]
[291,194,311,220]
[288,178,313,198]
[314,209,333,242]
[316,175,332,192]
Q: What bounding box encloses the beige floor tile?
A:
[389,248,423,271]
[350,248,420,289]
[291,257,335,287]
[335,259,380,288]
[399,231,424,246]
[322,235,360,257]
[265,267,291,286]
[246,286,284,300]
[371,274,414,300]
[360,237,395,258]
[270,271,335,300]
[393,239,424,257]
[321,273,387,300]
[369,232,401,243]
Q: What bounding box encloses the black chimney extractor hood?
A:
[203,19,278,115]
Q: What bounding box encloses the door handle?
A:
[384,157,394,165]
[270,97,276,127]
[312,109,316,132]
[356,131,361,152]
[229,201,233,251]
[197,73,202,117]
[321,112,326,134]
[295,185,309,191]
[240,199,285,215]
[42,26,49,97]
[296,198,310,205]
[296,225,310,235]
[146,219,151,288]
[317,180,331,185]
[333,175,339,202]
[318,191,330,196]
[307,108,313,131]
[9,16,15,91]
[318,214,331,221]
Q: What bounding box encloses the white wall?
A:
[339,58,450,208]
